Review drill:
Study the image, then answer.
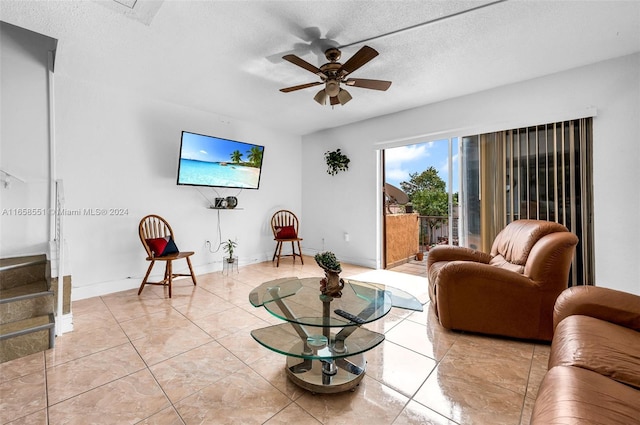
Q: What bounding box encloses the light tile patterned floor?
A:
[0,257,548,424]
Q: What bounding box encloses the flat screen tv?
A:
[177,131,265,189]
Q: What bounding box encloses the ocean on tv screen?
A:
[178,159,260,188]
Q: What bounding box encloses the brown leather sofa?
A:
[531,286,640,424]
[427,219,578,341]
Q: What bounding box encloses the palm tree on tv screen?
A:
[230,150,243,164]
[247,146,263,167]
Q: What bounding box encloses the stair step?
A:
[0,314,53,336]
[0,254,48,291]
[0,281,54,326]
[0,280,51,301]
[0,254,46,270]
[0,314,55,363]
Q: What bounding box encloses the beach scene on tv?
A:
[178,132,264,189]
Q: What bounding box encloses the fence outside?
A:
[386,213,459,268]
[418,215,458,252]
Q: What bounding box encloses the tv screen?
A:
[177,131,265,189]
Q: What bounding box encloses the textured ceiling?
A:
[1,0,639,136]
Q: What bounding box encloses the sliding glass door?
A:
[383,138,459,267]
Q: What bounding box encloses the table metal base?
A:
[222,257,239,275]
[286,353,366,394]
[249,277,423,394]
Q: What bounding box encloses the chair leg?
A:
[272,242,279,262]
[167,260,173,298]
[277,241,284,267]
[186,257,197,286]
[297,240,304,264]
[291,242,296,263]
[138,261,155,295]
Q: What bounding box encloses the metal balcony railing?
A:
[418,215,459,251]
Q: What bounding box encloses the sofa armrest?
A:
[426,245,492,269]
[553,286,640,331]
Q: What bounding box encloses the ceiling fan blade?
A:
[339,45,379,76]
[345,78,392,91]
[280,81,323,93]
[282,54,323,75]
[330,96,340,105]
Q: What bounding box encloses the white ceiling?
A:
[1,0,639,136]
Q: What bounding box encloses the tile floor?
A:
[1,257,548,424]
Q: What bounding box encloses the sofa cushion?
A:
[488,254,524,273]
[531,366,640,425]
[550,315,640,389]
[553,285,640,331]
[490,219,568,266]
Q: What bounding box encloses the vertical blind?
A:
[461,118,594,286]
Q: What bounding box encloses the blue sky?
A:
[385,138,459,193]
[180,132,262,163]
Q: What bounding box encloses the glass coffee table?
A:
[249,276,422,393]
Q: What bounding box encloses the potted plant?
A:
[324,149,350,176]
[314,251,344,298]
[223,239,237,263]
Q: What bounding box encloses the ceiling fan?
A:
[279,45,391,106]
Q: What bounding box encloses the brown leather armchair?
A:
[426,220,578,341]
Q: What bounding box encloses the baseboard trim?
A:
[69,253,375,301]
[70,260,228,301]
[56,312,74,335]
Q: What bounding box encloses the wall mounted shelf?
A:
[208,206,243,210]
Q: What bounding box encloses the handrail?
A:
[54,179,65,336]
[0,169,26,187]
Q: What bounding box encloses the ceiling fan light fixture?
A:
[337,88,352,105]
[314,89,328,105]
[325,80,340,97]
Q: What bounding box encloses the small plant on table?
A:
[223,239,237,263]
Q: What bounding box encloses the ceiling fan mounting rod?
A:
[338,0,508,49]
[325,47,341,62]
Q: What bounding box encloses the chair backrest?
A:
[489,219,578,282]
[139,214,174,258]
[271,210,299,239]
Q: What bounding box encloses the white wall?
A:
[302,53,640,295]
[2,24,303,299]
[56,77,302,299]
[0,23,53,256]
[301,127,381,269]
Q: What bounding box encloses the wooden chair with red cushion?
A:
[270,210,304,267]
[138,214,197,298]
